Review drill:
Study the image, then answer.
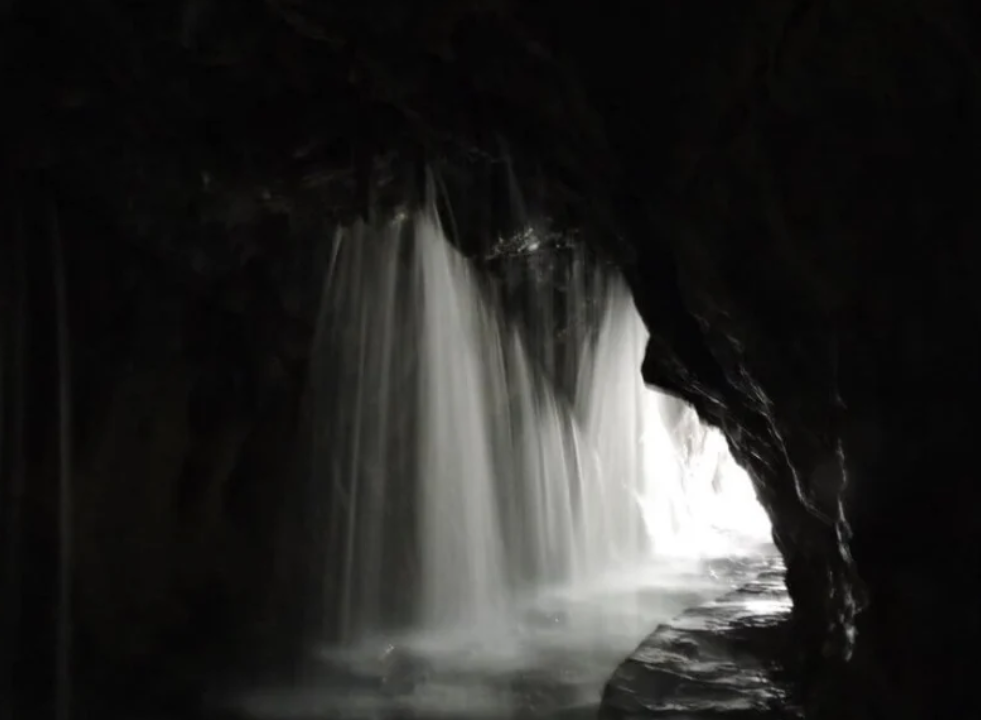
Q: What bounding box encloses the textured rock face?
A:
[601,556,795,719]
[0,184,321,713]
[567,4,981,717]
[3,1,981,717]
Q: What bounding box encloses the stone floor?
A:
[64,552,791,720]
[199,552,782,720]
[599,557,800,719]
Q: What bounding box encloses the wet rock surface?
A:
[601,557,798,720]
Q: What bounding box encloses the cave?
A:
[2,2,980,719]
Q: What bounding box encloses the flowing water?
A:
[52,205,74,720]
[226,205,774,719]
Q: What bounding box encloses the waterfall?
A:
[578,278,772,559]
[309,204,772,650]
[414,212,511,633]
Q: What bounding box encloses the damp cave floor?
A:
[599,556,800,719]
[173,550,797,720]
[69,550,792,720]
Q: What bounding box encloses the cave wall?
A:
[4,1,981,718]
[0,178,322,713]
[538,2,981,717]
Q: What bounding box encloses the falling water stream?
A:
[52,205,74,720]
[230,204,773,719]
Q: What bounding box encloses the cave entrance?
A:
[232,207,775,720]
[577,269,773,564]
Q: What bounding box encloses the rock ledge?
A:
[601,555,799,720]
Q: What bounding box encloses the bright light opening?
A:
[639,390,772,559]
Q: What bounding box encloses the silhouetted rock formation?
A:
[3,1,979,718]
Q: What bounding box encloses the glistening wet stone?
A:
[599,557,800,719]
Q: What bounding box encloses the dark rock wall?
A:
[4,1,981,717]
[537,2,981,717]
[0,178,320,712]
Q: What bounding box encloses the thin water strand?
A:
[52,205,73,720]
[1,216,27,720]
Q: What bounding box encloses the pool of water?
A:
[218,548,777,720]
